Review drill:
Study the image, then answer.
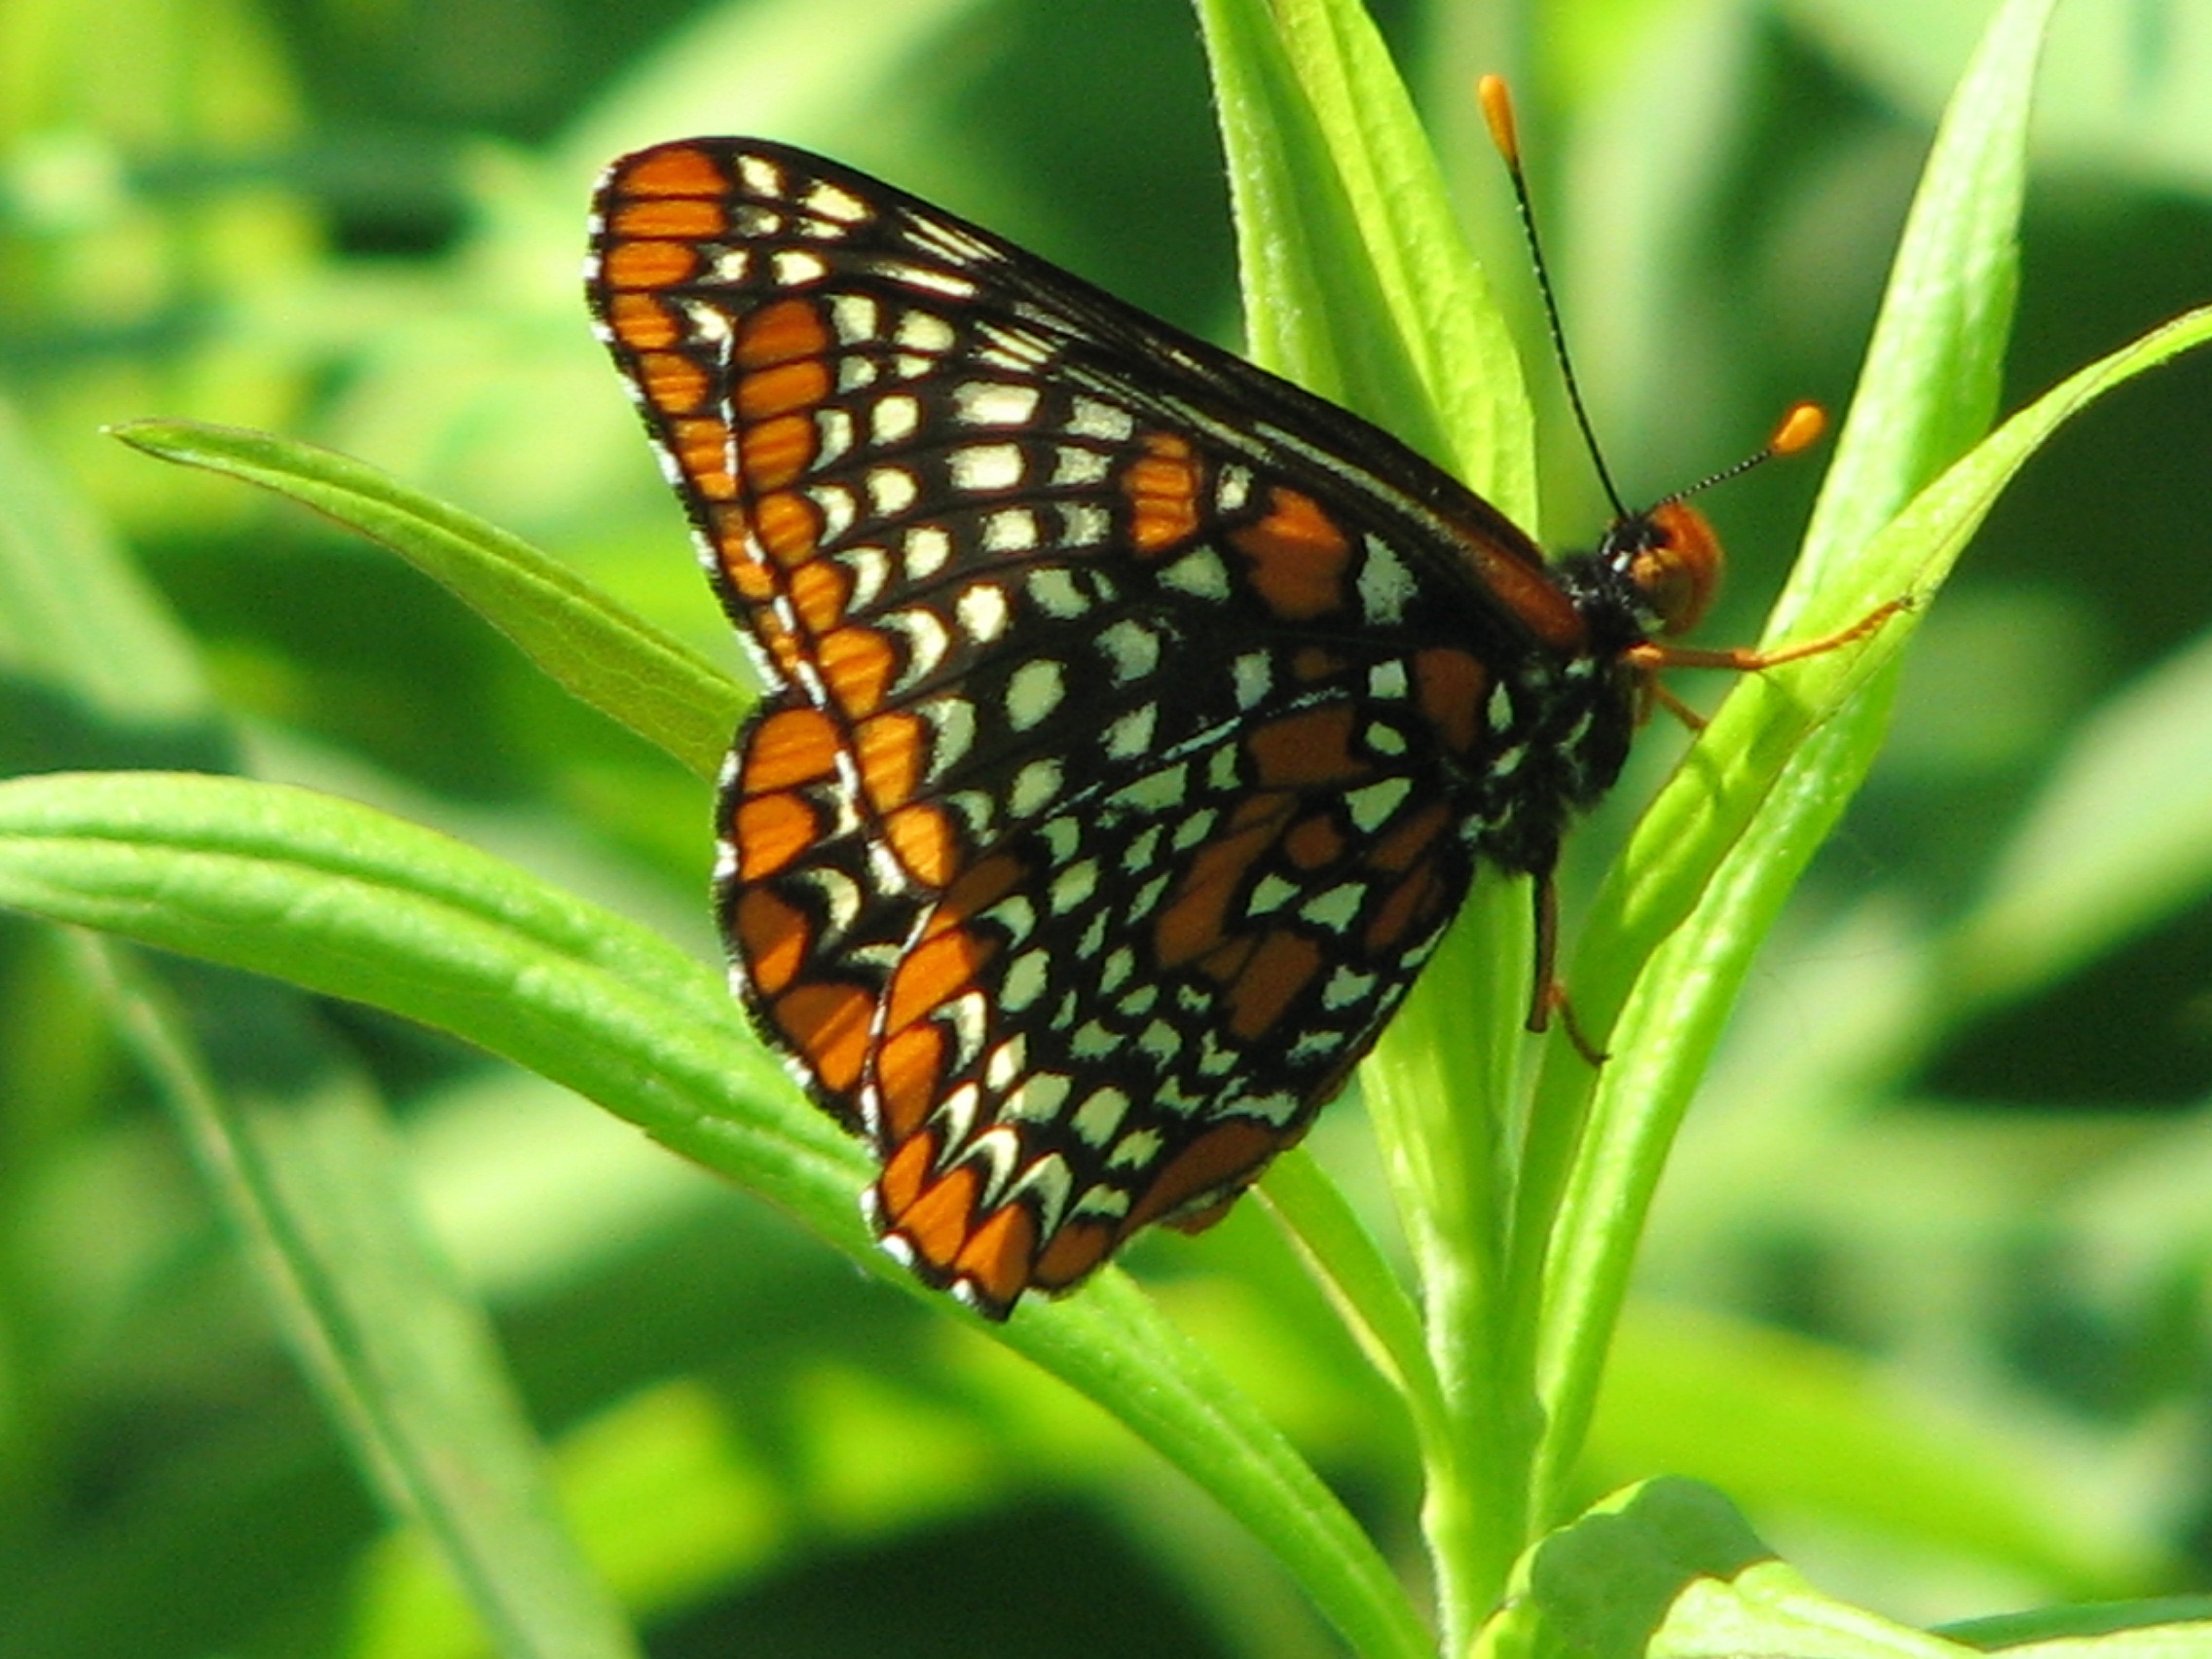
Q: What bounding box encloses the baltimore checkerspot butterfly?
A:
[583,95,1881,1318]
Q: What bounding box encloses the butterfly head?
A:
[1614,499,1723,640]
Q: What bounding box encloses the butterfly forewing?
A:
[587,137,1632,1316]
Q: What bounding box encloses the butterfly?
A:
[584,135,1858,1318]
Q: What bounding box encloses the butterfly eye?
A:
[1632,501,1724,639]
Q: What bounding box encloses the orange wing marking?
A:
[883,802,959,889]
[604,238,698,291]
[738,297,832,370]
[1413,647,1490,756]
[609,193,726,240]
[1123,431,1203,554]
[1229,486,1351,620]
[1031,1221,1116,1292]
[752,490,821,567]
[739,356,831,423]
[742,706,841,791]
[818,628,898,717]
[855,706,925,806]
[739,415,815,491]
[770,980,873,1093]
[952,1205,1039,1309]
[893,1161,982,1272]
[1123,1121,1282,1235]
[731,886,809,997]
[1224,929,1325,1041]
[605,291,681,351]
[635,350,710,414]
[671,418,738,500]
[876,1022,948,1141]
[1246,705,1369,789]
[1154,793,1293,969]
[885,925,991,1035]
[618,143,727,199]
[788,558,852,633]
[732,792,819,881]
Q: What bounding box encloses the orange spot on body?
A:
[620,144,726,198]
[1230,487,1350,619]
[731,885,809,996]
[1246,705,1367,789]
[854,706,924,805]
[1123,431,1202,554]
[740,414,815,490]
[884,802,959,889]
[733,791,818,880]
[739,298,831,370]
[604,239,697,290]
[954,1205,1039,1310]
[1031,1221,1115,1291]
[887,926,989,1033]
[611,195,725,239]
[1225,929,1324,1041]
[1413,647,1490,756]
[897,1163,981,1271]
[772,980,871,1092]
[816,625,896,716]
[1124,1121,1282,1234]
[741,707,841,792]
[876,1022,947,1141]
[740,357,830,423]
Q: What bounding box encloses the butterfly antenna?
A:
[1652,399,1827,505]
[1478,74,1630,523]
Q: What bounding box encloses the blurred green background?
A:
[4,0,2212,1654]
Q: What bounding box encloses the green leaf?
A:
[1477,1477,1978,1659]
[1942,1599,2212,1655]
[108,420,745,780]
[77,940,645,1659]
[1195,0,1541,1632]
[1518,0,2065,1525]
[0,767,1429,1659]
[6,407,641,1659]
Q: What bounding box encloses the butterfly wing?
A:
[587,138,1616,1314]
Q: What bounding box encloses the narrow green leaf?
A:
[1942,1600,2212,1655]
[108,419,744,780]
[79,940,645,1659]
